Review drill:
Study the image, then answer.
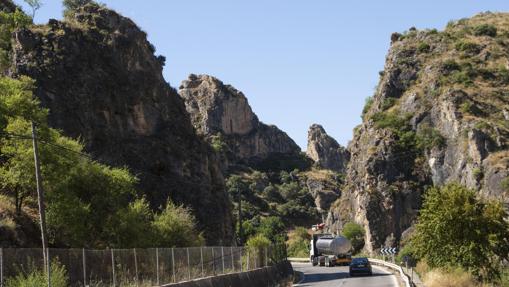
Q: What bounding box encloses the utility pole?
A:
[31,122,49,286]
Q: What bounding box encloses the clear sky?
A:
[14,0,509,149]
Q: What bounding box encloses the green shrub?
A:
[472,168,483,181]
[449,71,474,86]
[501,177,509,193]
[417,42,431,53]
[362,97,374,119]
[371,111,409,132]
[210,134,228,153]
[473,24,497,37]
[416,126,446,150]
[341,222,365,254]
[441,59,460,72]
[381,98,397,110]
[455,41,481,55]
[5,259,68,287]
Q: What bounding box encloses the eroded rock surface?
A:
[306,124,350,172]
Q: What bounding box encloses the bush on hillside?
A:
[473,24,497,37]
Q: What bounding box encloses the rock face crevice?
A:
[306,124,350,173]
[12,4,233,244]
[179,74,302,169]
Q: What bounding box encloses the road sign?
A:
[380,247,397,255]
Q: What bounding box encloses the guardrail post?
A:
[171,248,175,283]
[133,249,139,287]
[82,248,86,287]
[221,247,225,274]
[187,248,191,280]
[111,249,115,287]
[156,248,160,286]
[200,247,204,277]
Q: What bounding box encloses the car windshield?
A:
[352,258,368,264]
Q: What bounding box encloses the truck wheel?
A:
[311,256,318,266]
[325,257,330,267]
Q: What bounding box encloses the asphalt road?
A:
[292,262,400,287]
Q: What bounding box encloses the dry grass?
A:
[423,268,478,287]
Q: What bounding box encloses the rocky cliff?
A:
[179,74,302,170]
[11,4,233,244]
[306,124,350,173]
[328,12,509,252]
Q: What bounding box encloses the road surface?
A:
[292,262,400,287]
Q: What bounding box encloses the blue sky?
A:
[15,1,508,149]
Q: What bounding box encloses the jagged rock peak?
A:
[179,74,258,136]
[306,124,349,173]
[179,74,301,166]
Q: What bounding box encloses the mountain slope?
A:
[11,4,233,244]
[328,12,509,252]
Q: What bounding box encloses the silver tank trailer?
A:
[316,236,352,255]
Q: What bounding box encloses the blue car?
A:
[349,257,372,276]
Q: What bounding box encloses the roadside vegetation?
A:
[401,183,509,286]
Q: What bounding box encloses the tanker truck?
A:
[310,234,352,267]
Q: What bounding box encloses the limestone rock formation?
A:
[179,74,302,169]
[11,4,233,244]
[306,124,350,173]
[328,13,509,252]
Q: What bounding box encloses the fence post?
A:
[221,247,225,274]
[82,248,86,287]
[239,248,242,272]
[171,248,175,283]
[231,247,234,273]
[133,249,139,287]
[187,248,191,280]
[47,248,51,287]
[200,247,204,278]
[211,248,215,275]
[111,249,116,287]
[254,249,257,269]
[246,249,250,271]
[265,247,268,267]
[1,248,3,287]
[156,248,160,286]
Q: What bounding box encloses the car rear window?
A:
[352,258,368,264]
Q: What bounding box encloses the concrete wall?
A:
[162,261,293,287]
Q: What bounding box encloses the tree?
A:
[23,0,42,19]
[410,183,509,280]
[152,201,204,247]
[257,216,286,243]
[341,222,365,254]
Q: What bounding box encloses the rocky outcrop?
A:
[179,74,302,169]
[301,170,342,214]
[328,13,509,252]
[306,124,349,173]
[11,4,233,244]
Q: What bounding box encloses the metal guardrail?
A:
[368,258,412,287]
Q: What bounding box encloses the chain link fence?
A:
[0,245,287,286]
